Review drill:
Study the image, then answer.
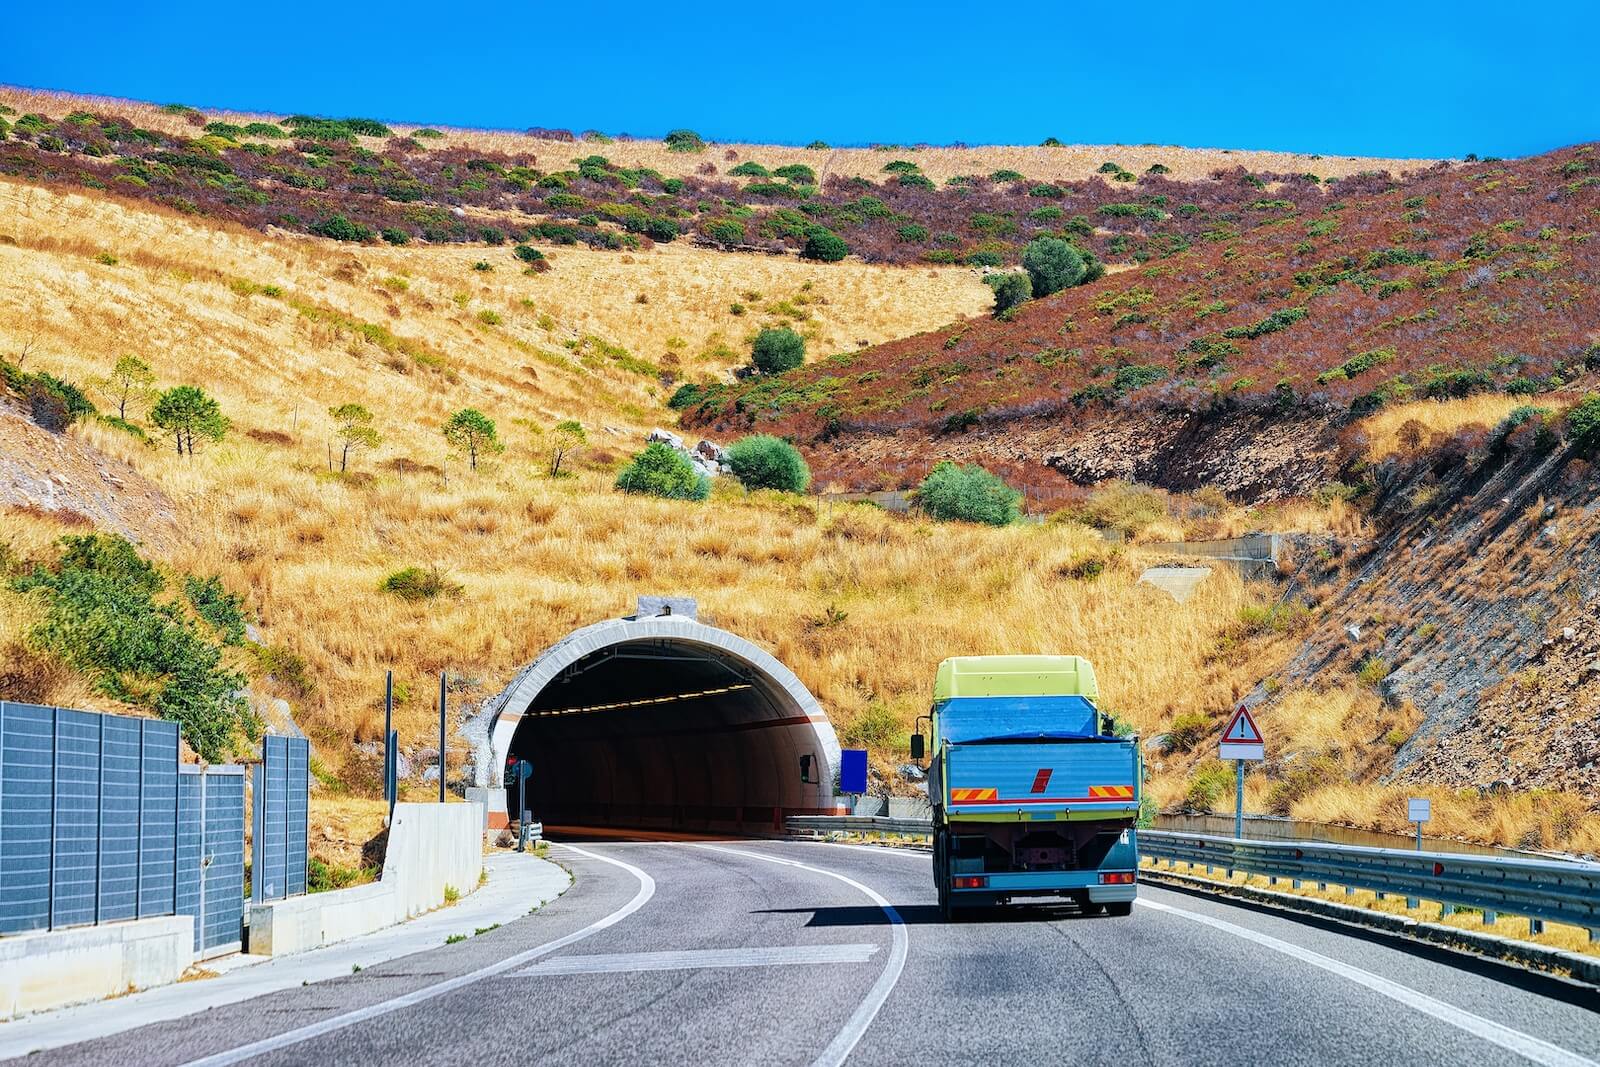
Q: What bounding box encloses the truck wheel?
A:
[1101,901,1134,917]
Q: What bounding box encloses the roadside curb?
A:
[0,850,571,1060]
[1141,868,1600,988]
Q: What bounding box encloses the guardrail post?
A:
[1483,910,1497,926]
[1406,894,1418,909]
[1291,878,1302,889]
[1344,885,1353,897]
[1528,918,1544,936]
[1441,904,1454,917]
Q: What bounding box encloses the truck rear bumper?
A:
[951,869,1137,897]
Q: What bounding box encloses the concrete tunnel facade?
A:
[472,599,844,832]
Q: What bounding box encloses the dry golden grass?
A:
[1359,395,1532,461]
[0,86,1441,185]
[0,179,986,440]
[0,179,1263,779]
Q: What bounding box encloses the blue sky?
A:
[5,2,1597,158]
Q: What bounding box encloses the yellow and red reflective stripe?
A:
[949,787,999,802]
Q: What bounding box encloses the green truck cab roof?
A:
[932,655,1099,703]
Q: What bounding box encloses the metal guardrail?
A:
[1140,830,1600,935]
[787,815,933,837]
[787,818,1600,936]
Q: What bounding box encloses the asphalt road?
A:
[14,837,1599,1067]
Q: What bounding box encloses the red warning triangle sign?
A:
[1222,704,1263,744]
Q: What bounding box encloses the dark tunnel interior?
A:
[504,638,835,833]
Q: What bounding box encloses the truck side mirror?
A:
[910,734,925,761]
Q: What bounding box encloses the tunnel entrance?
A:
[477,599,842,833]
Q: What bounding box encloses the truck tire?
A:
[1101,901,1134,917]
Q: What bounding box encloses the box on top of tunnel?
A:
[634,596,699,621]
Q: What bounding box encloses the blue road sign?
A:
[839,749,868,794]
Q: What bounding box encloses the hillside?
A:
[0,103,1596,859]
[688,144,1600,505]
[0,178,1265,773]
[0,87,1437,272]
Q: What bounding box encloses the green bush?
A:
[1021,236,1087,296]
[310,214,373,242]
[1222,306,1308,340]
[896,223,929,242]
[751,327,805,374]
[667,383,704,409]
[704,219,746,245]
[242,122,286,139]
[183,574,248,645]
[513,244,545,263]
[985,272,1032,316]
[381,565,463,601]
[12,534,253,762]
[728,162,770,177]
[990,169,1023,182]
[614,442,710,500]
[1566,394,1600,446]
[664,129,706,153]
[802,229,849,262]
[381,228,410,245]
[1164,712,1212,753]
[773,164,816,183]
[725,434,810,493]
[1184,760,1234,812]
[914,461,1021,526]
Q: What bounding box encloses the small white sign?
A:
[1407,797,1431,823]
[1218,704,1265,762]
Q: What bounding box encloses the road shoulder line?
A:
[176,844,655,1067]
[1137,897,1598,1067]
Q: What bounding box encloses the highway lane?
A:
[11,838,1598,1067]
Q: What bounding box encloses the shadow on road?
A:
[755,903,1113,926]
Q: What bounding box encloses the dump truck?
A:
[911,655,1141,919]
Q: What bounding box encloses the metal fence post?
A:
[135,719,145,917]
[94,711,103,925]
[384,671,394,813]
[438,671,446,804]
[47,706,58,930]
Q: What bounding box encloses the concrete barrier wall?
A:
[0,916,192,1020]
[384,802,484,920]
[249,802,484,957]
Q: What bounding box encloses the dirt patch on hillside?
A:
[802,407,1343,507]
[0,403,178,547]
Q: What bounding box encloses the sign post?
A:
[1218,704,1265,839]
[1406,797,1430,907]
[508,759,533,852]
[1407,797,1430,851]
[839,749,868,808]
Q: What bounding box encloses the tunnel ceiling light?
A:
[530,683,755,718]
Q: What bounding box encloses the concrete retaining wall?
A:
[0,916,193,1020]
[248,801,484,957]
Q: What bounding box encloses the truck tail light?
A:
[1099,872,1135,885]
[952,876,988,889]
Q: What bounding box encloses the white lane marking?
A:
[696,843,909,1067]
[1137,898,1598,1067]
[179,845,655,1067]
[514,943,880,976]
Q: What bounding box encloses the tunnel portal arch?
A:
[476,601,843,833]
